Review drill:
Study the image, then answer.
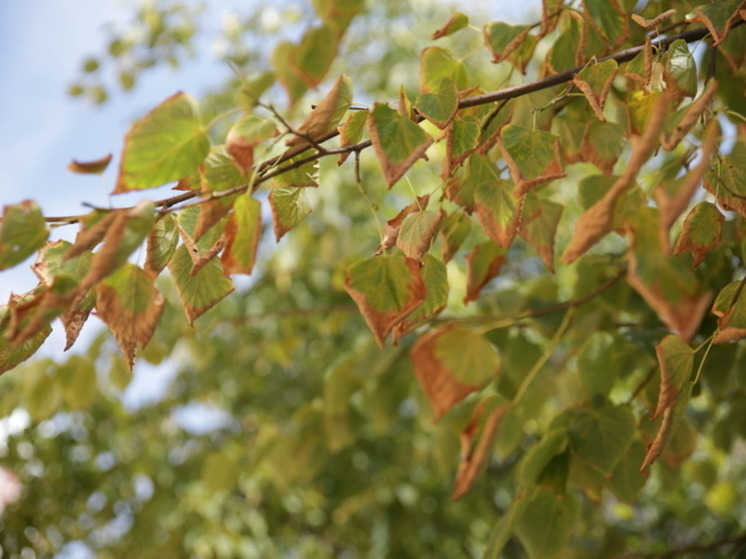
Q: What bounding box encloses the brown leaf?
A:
[287,75,353,148]
[661,80,718,151]
[685,1,746,46]
[451,399,508,500]
[641,408,674,472]
[465,241,505,304]
[67,153,113,175]
[631,10,676,29]
[375,195,430,256]
[65,211,118,260]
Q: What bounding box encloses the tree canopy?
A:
[2,0,746,557]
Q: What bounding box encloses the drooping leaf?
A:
[664,39,698,100]
[311,0,365,32]
[414,77,458,129]
[391,254,448,341]
[483,22,537,74]
[583,0,629,47]
[221,193,263,275]
[451,396,509,499]
[375,195,430,256]
[432,12,469,39]
[471,154,519,248]
[544,11,584,74]
[499,125,565,195]
[439,211,471,263]
[518,428,569,490]
[287,74,353,147]
[704,139,746,217]
[144,214,179,277]
[168,243,235,327]
[673,202,724,267]
[237,71,275,109]
[0,201,49,271]
[464,240,506,304]
[269,186,312,241]
[225,114,278,172]
[367,103,433,187]
[609,438,647,502]
[115,92,209,192]
[397,209,444,260]
[337,109,368,164]
[445,116,480,173]
[641,335,694,471]
[661,80,718,150]
[344,254,426,346]
[0,309,51,376]
[419,47,468,93]
[577,332,625,397]
[519,196,563,272]
[272,149,319,188]
[289,25,338,89]
[513,488,578,559]
[272,41,309,106]
[67,153,112,175]
[572,59,618,121]
[194,146,246,240]
[410,324,500,420]
[711,280,746,343]
[685,0,746,45]
[581,120,625,174]
[95,263,165,369]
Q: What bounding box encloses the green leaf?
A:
[584,0,629,46]
[572,59,618,121]
[290,25,337,88]
[712,280,746,343]
[226,114,278,171]
[269,186,312,241]
[392,254,448,340]
[514,488,578,559]
[439,211,471,263]
[115,92,209,192]
[471,154,518,248]
[367,103,433,187]
[519,195,563,272]
[57,355,98,410]
[499,125,565,195]
[685,0,745,45]
[415,77,458,129]
[704,144,746,217]
[558,399,636,475]
[673,201,724,267]
[411,325,500,419]
[664,39,697,99]
[311,0,365,32]
[338,109,368,164]
[518,428,569,489]
[237,71,275,109]
[483,22,537,73]
[546,13,582,73]
[0,201,49,271]
[272,42,309,106]
[397,209,444,260]
[577,332,622,397]
[0,318,51,376]
[465,240,506,304]
[344,254,426,346]
[432,12,469,39]
[582,120,625,175]
[145,214,179,277]
[419,47,467,93]
[446,116,480,172]
[273,149,319,188]
[168,243,235,327]
[609,438,647,502]
[221,194,262,275]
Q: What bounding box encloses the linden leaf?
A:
[0,201,49,271]
[673,202,724,267]
[499,125,565,195]
[144,214,179,277]
[95,263,165,369]
[375,195,431,256]
[483,22,538,74]
[712,281,746,343]
[572,59,618,121]
[337,109,368,164]
[685,0,746,45]
[419,47,468,93]
[221,194,263,275]
[311,0,364,32]
[414,77,458,129]
[581,121,625,175]
[237,71,275,109]
[115,92,209,192]
[367,103,433,187]
[269,187,312,241]
[519,196,563,273]
[411,324,500,421]
[514,488,578,559]
[288,25,337,89]
[287,74,353,147]
[344,254,426,347]
[664,40,698,100]
[468,154,519,248]
[445,116,480,174]
[0,314,51,376]
[194,147,246,240]
[272,42,309,106]
[67,153,112,175]
[432,12,469,39]
[439,211,471,263]
[465,241,506,304]
[452,396,509,499]
[226,114,278,172]
[397,209,444,260]
[391,254,448,341]
[584,0,629,47]
[704,139,746,217]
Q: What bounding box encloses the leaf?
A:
[288,25,337,89]
[0,201,49,271]
[397,209,444,260]
[583,0,629,47]
[0,314,51,376]
[57,355,98,409]
[287,74,353,147]
[168,243,235,326]
[237,71,275,109]
[432,12,469,39]
[581,121,625,175]
[226,114,278,172]
[272,149,319,188]
[705,140,746,217]
[673,202,724,267]
[519,196,563,273]
[272,42,309,106]
[514,488,578,559]
[344,254,426,346]
[115,92,209,192]
[499,125,565,195]
[311,0,364,32]
[144,214,179,277]
[685,0,746,45]
[410,324,500,420]
[65,210,118,260]
[194,147,246,240]
[439,211,471,263]
[419,47,468,93]
[609,438,647,502]
[96,263,165,369]
[712,280,746,343]
[445,116,480,174]
[664,40,697,100]
[414,77,458,129]
[518,428,569,490]
[67,153,112,174]
[560,400,636,475]
[221,194,263,275]
[367,103,433,187]
[375,195,430,256]
[572,59,618,121]
[641,335,694,471]
[269,186,312,241]
[451,396,509,499]
[464,240,506,304]
[337,109,368,164]
[483,23,538,74]
[471,154,519,248]
[661,80,718,151]
[391,254,448,341]
[544,11,584,73]
[577,332,624,397]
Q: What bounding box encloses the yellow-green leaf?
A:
[499,125,565,195]
[419,47,468,93]
[269,186,312,241]
[414,77,458,129]
[221,194,262,275]
[0,201,49,271]
[673,201,724,267]
[572,59,618,121]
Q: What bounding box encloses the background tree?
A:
[1,0,746,557]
